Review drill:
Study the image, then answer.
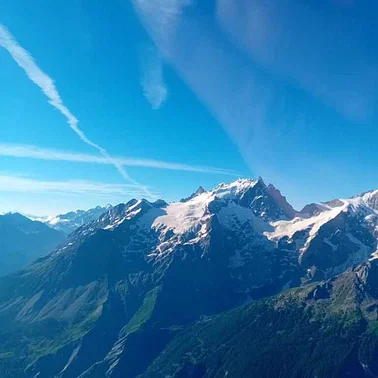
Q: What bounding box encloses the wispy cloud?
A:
[140,43,168,109]
[0,174,150,197]
[132,0,192,50]
[0,143,239,176]
[132,0,271,162]
[0,24,151,196]
[215,0,378,122]
[133,0,193,110]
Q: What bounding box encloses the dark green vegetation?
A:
[143,263,378,378]
[3,258,378,378]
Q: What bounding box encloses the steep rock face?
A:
[180,186,206,203]
[1,179,378,377]
[265,182,296,219]
[231,178,295,221]
[0,213,65,276]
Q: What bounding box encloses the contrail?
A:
[0,24,152,198]
[0,174,150,197]
[0,143,240,176]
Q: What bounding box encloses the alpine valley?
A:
[1,178,378,377]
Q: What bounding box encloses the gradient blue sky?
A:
[1,0,378,215]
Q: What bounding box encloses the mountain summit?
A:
[180,186,206,202]
[1,178,378,377]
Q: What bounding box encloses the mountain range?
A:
[0,213,65,276]
[1,178,378,377]
[0,206,111,277]
[41,205,113,234]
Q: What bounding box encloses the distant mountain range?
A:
[1,178,378,377]
[0,213,65,276]
[0,206,112,276]
[41,205,113,234]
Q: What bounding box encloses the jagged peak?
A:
[257,176,265,185]
[180,186,207,203]
[94,198,164,232]
[211,178,259,198]
[265,183,297,219]
[195,186,206,195]
[353,188,378,199]
[214,178,258,188]
[153,199,168,208]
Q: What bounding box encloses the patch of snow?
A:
[152,179,259,236]
[266,201,348,242]
[152,192,211,235]
[265,201,349,256]
[103,208,142,230]
[212,178,258,199]
[217,201,269,233]
[346,232,373,261]
[324,232,374,276]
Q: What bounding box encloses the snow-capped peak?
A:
[51,179,378,282]
[91,179,269,242]
[45,205,113,234]
[353,189,378,211]
[180,186,207,203]
[152,178,277,238]
[153,191,211,236]
[211,178,259,199]
[266,200,349,243]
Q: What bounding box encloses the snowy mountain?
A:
[44,204,112,234]
[354,189,378,211]
[266,195,378,281]
[1,178,378,377]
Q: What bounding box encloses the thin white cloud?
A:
[0,143,239,176]
[133,0,192,50]
[132,0,270,161]
[140,43,168,109]
[0,174,150,197]
[0,24,152,197]
[133,0,193,109]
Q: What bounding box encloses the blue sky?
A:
[0,0,378,215]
